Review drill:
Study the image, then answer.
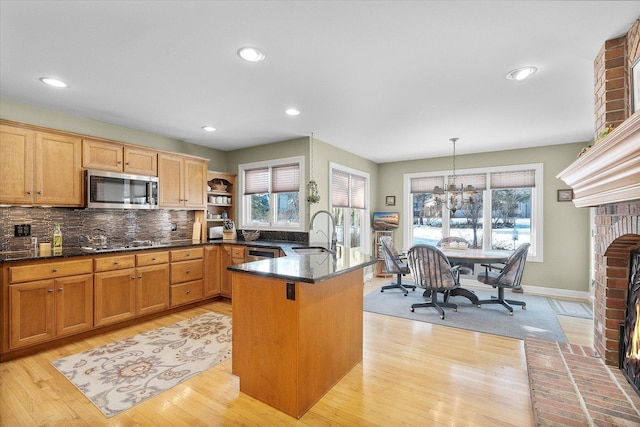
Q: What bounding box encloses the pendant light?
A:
[307,132,320,204]
[432,138,476,214]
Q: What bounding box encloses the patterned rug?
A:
[51,312,232,417]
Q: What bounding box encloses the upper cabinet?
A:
[158,153,207,209]
[82,139,157,176]
[0,124,83,206]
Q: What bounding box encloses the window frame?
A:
[329,162,371,254]
[238,156,305,232]
[403,163,544,261]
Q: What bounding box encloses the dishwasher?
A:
[245,247,280,262]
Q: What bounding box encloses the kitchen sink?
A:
[291,247,331,255]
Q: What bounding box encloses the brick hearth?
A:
[525,337,640,426]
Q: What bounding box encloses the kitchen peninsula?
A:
[229,250,376,419]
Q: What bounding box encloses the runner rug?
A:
[364,286,568,342]
[51,312,232,417]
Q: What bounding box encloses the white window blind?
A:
[490,169,536,189]
[351,175,366,209]
[410,176,444,193]
[244,167,269,195]
[271,163,300,193]
[332,169,350,208]
[449,173,487,191]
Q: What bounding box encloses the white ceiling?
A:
[1,1,639,164]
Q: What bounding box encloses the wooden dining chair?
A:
[406,244,460,319]
[476,243,530,315]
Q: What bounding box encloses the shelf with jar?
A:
[206,171,236,225]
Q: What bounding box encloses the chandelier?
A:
[432,138,476,214]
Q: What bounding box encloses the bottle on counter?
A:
[53,224,63,255]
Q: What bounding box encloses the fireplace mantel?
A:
[557,112,640,208]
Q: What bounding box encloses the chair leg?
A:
[381,273,416,296]
[410,290,457,319]
[477,287,526,316]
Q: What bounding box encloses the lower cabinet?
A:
[170,248,204,307]
[220,245,245,298]
[94,252,171,326]
[9,274,93,349]
[204,245,221,297]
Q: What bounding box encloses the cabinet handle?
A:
[186,289,191,294]
[186,253,191,257]
[58,288,63,292]
[26,191,32,195]
[48,289,54,293]
[117,160,122,164]
[37,191,43,195]
[139,274,142,279]
[186,269,191,273]
[131,276,136,280]
[114,261,119,265]
[152,257,156,261]
[52,268,58,273]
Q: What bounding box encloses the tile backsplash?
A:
[0,207,195,251]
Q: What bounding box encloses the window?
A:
[239,157,304,231]
[404,164,543,261]
[329,163,370,254]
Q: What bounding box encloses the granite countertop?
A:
[227,247,377,283]
[0,239,376,282]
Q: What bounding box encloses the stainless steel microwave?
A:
[85,170,159,209]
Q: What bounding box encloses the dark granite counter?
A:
[227,248,376,283]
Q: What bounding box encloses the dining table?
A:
[438,247,511,305]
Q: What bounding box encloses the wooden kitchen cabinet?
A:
[158,153,207,209]
[135,251,170,316]
[8,258,94,350]
[169,248,204,306]
[83,139,158,176]
[0,124,83,206]
[220,245,245,298]
[204,245,221,297]
[93,254,137,327]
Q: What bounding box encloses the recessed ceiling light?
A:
[506,66,538,81]
[285,108,301,116]
[39,77,67,88]
[202,126,216,132]
[237,46,265,62]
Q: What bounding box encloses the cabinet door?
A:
[9,280,55,349]
[55,274,94,337]
[158,153,183,207]
[0,124,34,204]
[183,158,206,208]
[124,146,157,176]
[136,264,170,316]
[94,269,136,327]
[204,246,221,297]
[220,245,233,297]
[82,139,123,171]
[35,132,83,206]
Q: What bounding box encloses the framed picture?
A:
[385,196,396,206]
[632,57,640,114]
[557,189,574,202]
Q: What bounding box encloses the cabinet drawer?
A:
[136,251,169,266]
[170,247,204,262]
[170,280,204,306]
[170,259,204,283]
[231,246,245,259]
[9,259,93,283]
[94,255,136,272]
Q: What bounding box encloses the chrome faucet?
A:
[310,210,337,254]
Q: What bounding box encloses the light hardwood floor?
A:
[0,276,593,426]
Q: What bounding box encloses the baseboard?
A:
[458,278,592,302]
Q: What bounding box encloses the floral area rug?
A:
[51,312,232,417]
